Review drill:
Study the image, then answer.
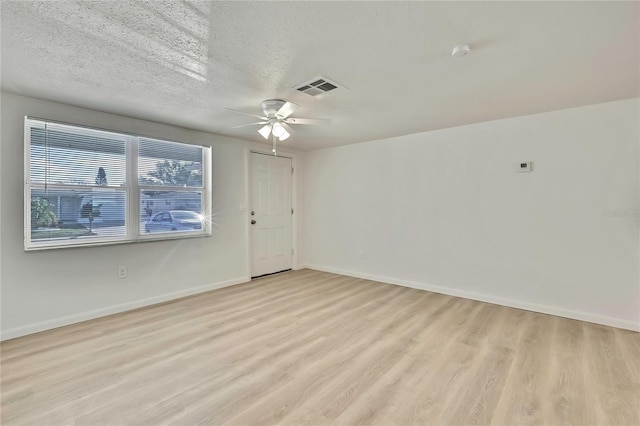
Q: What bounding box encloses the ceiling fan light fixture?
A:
[272,122,285,138]
[258,124,271,139]
[278,130,290,141]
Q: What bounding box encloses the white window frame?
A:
[24,117,212,251]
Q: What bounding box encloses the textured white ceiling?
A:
[2,1,638,151]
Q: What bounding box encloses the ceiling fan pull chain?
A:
[272,134,277,156]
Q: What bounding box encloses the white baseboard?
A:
[305,264,640,332]
[1,276,250,341]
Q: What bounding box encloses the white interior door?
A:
[250,152,292,277]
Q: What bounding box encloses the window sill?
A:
[24,231,212,251]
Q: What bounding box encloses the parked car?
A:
[145,210,203,233]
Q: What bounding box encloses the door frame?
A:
[244,148,300,279]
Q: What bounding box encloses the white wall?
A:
[2,94,637,338]
[303,98,640,331]
[0,92,302,339]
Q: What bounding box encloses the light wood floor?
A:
[1,269,639,425]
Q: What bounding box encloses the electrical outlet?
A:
[118,266,127,279]
[359,249,364,258]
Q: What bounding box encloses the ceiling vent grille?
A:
[294,76,342,96]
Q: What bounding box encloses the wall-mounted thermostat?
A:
[515,161,532,173]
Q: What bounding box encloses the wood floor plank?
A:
[489,312,554,425]
[583,325,640,425]
[549,318,593,425]
[1,269,637,426]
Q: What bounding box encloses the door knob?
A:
[251,211,255,216]
[251,220,256,225]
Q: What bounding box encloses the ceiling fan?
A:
[225,99,330,154]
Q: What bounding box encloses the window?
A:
[25,118,211,250]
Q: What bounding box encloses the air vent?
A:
[294,76,343,96]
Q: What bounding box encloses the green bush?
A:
[31,198,58,227]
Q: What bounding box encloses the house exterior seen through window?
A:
[25,118,212,250]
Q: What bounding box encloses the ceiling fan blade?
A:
[275,102,297,119]
[222,107,267,120]
[285,117,330,125]
[230,121,268,129]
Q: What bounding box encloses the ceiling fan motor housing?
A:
[261,99,287,118]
